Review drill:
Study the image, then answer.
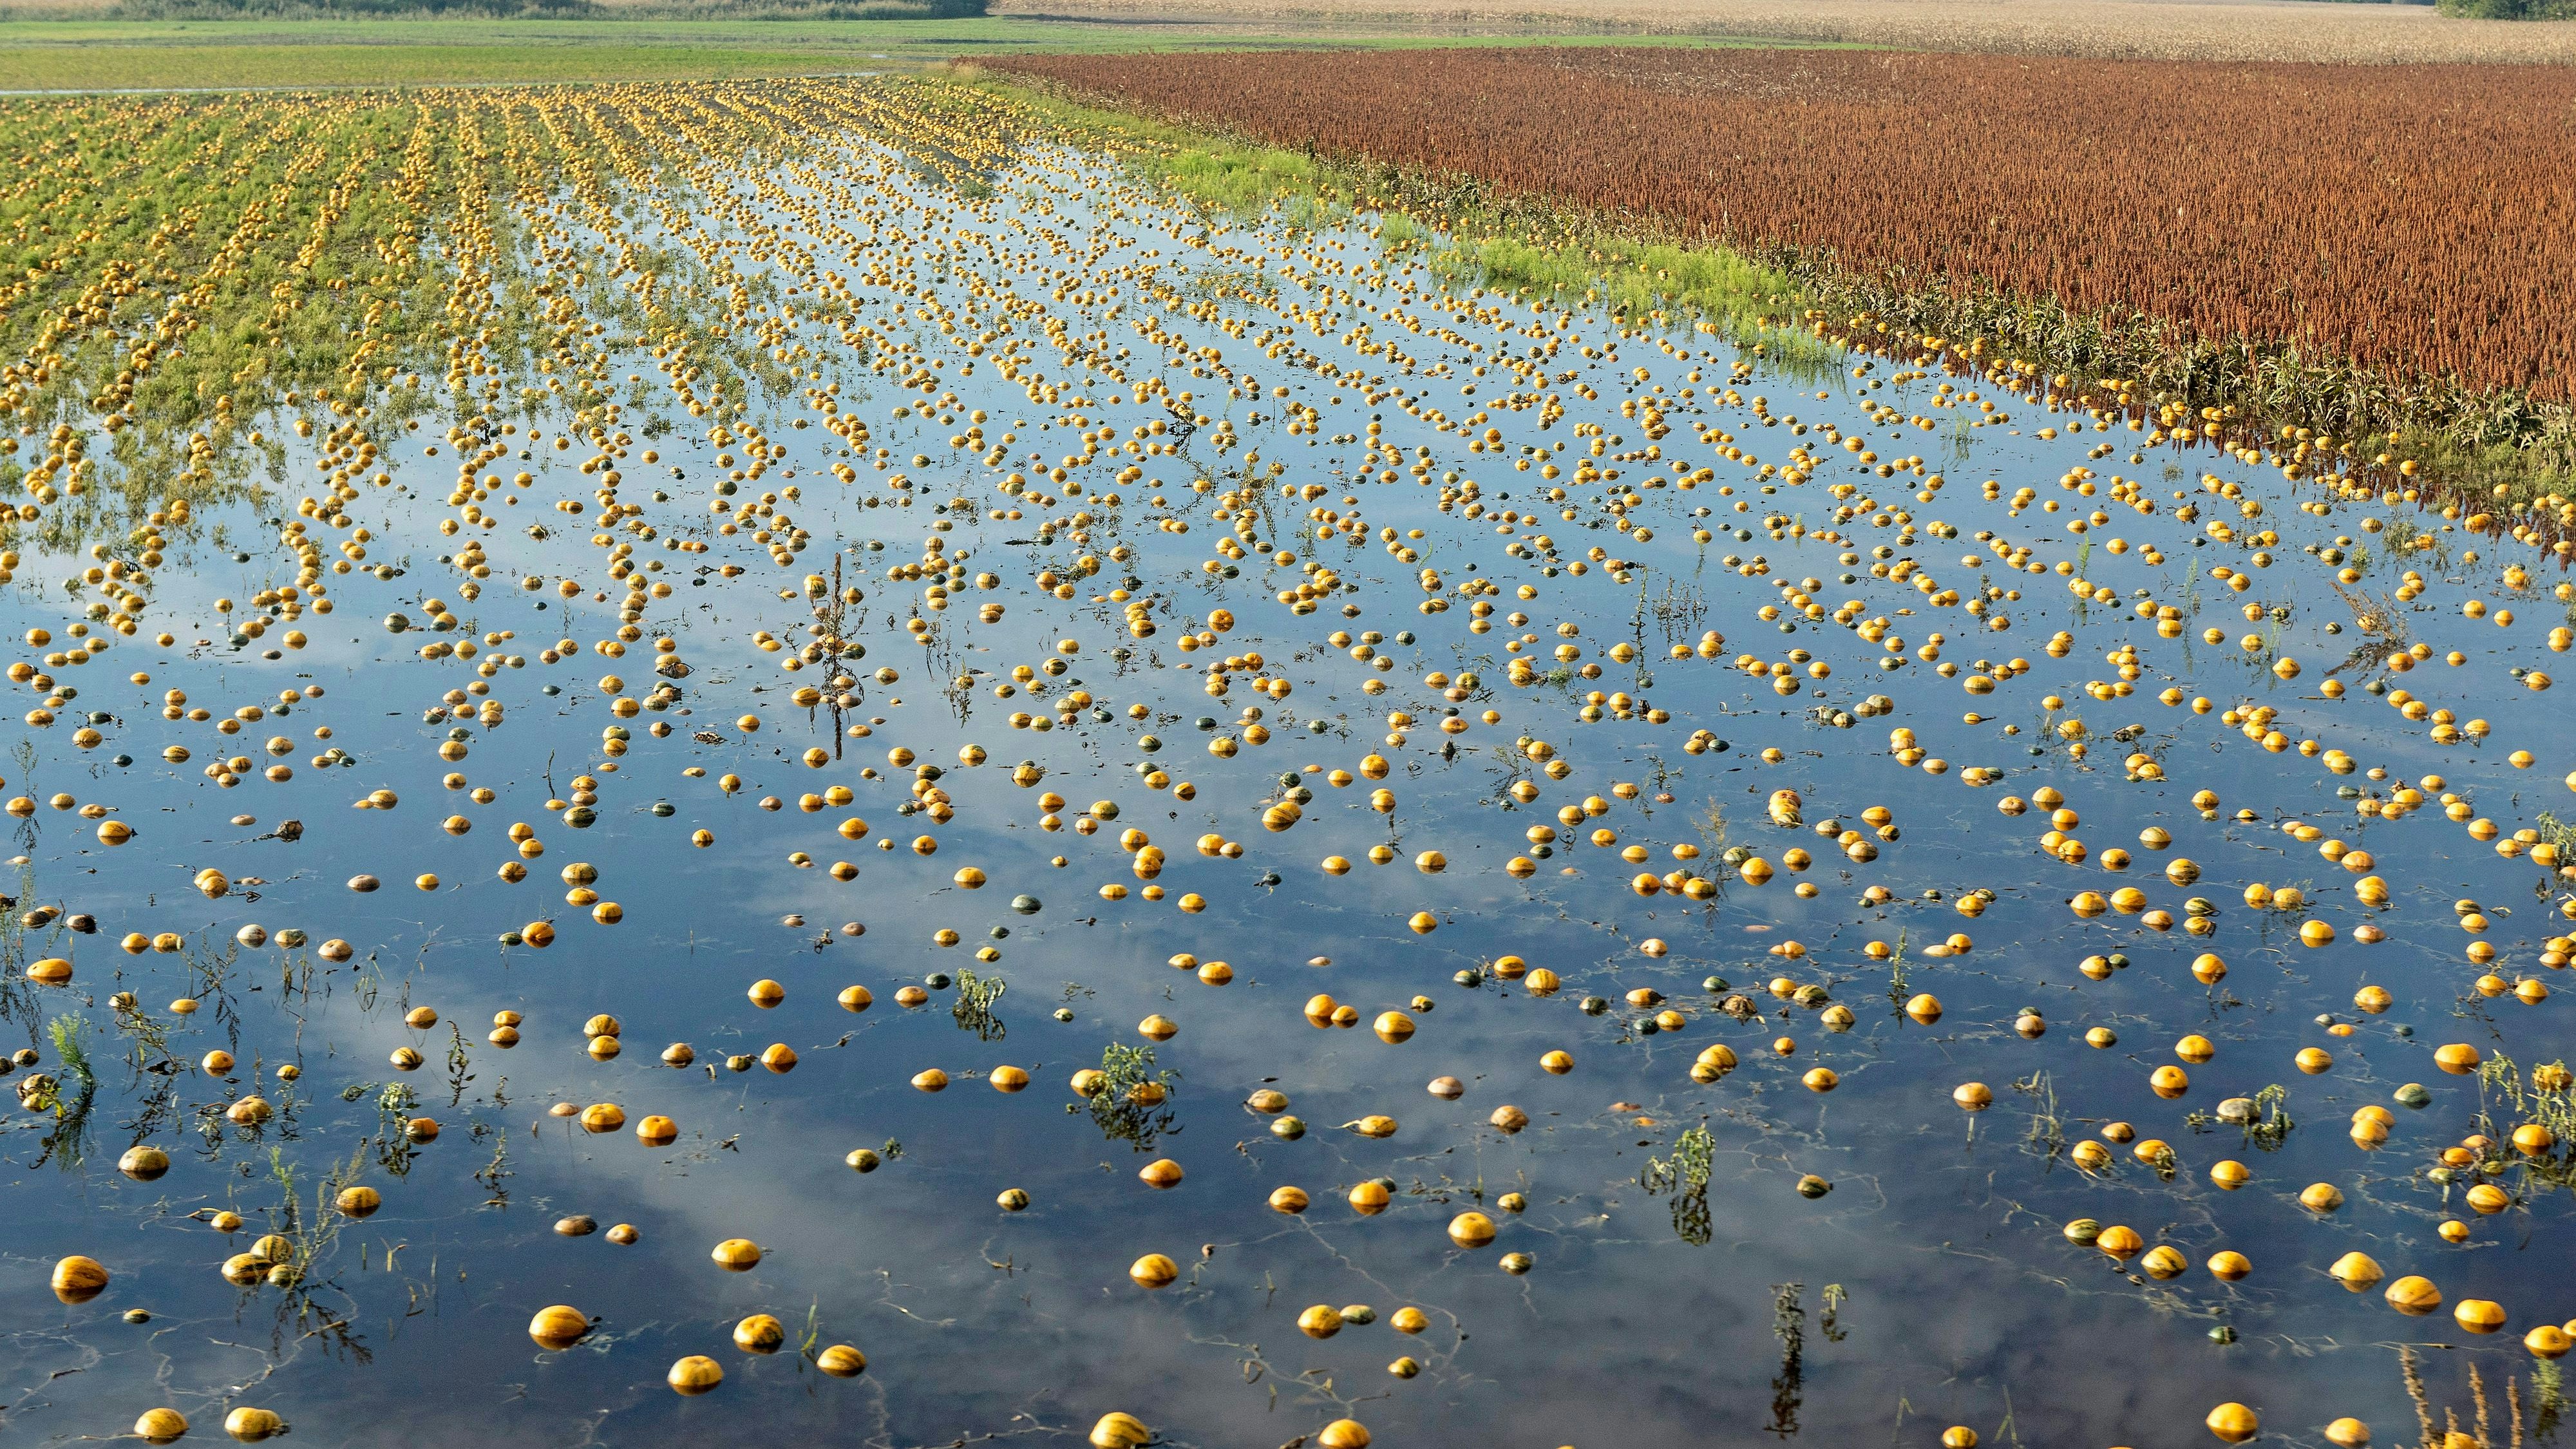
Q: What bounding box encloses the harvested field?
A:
[992,0,2576,65]
[991,46,2576,420]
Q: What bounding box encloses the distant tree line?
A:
[2243,0,2572,13]
[2435,0,2576,17]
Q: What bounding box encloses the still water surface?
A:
[3,104,2569,1449]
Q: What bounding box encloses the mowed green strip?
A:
[0,43,878,91]
[0,18,1849,93]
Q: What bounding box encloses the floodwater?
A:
[4,84,2571,1449]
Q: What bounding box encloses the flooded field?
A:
[3,76,2573,1449]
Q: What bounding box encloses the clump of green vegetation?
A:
[1641,1122,1715,1245]
[1072,1040,1177,1151]
[14,1013,98,1169]
[46,1012,95,1101]
[1155,142,1327,218]
[967,74,1827,364]
[2186,1082,2294,1150]
[1784,272,2576,504]
[2474,1050,2576,1189]
[1430,232,1791,346]
[952,968,1005,1039]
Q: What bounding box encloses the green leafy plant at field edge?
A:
[958,71,1832,370]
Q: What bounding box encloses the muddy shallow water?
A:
[3,92,2570,1449]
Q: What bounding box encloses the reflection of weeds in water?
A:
[252,1137,375,1364]
[184,936,246,1058]
[1640,1123,1714,1245]
[2179,567,2204,668]
[0,904,33,1038]
[269,1144,299,1223]
[354,948,387,1014]
[1482,744,1540,810]
[474,1128,512,1207]
[1642,574,1705,650]
[1819,1283,1848,1343]
[796,1299,824,1367]
[0,856,28,952]
[445,1023,473,1108]
[1184,267,1276,307]
[1392,1166,1496,1208]
[811,553,857,758]
[1638,752,1679,810]
[113,995,178,1078]
[952,969,1007,1041]
[1696,800,1730,860]
[2016,1070,2065,1163]
[6,742,34,858]
[1073,1041,1179,1152]
[113,998,185,1148]
[1768,1282,1806,1439]
[2329,580,2412,678]
[1274,191,1327,232]
[374,1082,422,1177]
[276,943,316,1002]
[1885,927,1910,1007]
[274,1139,368,1282]
[2251,611,2289,685]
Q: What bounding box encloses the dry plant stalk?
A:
[2404,1347,2539,1449]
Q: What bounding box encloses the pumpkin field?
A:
[0,68,2571,1449]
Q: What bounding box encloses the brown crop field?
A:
[990,0,2576,66]
[990,46,2576,426]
